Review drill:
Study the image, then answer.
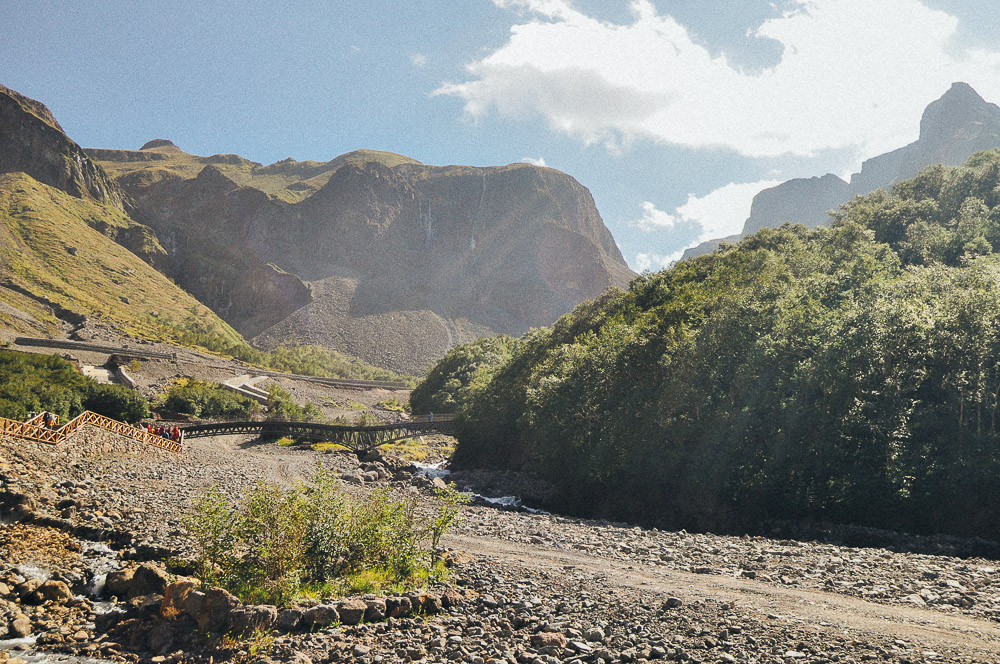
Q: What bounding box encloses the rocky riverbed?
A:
[3,427,1000,664]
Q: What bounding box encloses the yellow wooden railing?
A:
[0,411,182,453]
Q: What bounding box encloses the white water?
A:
[411,462,549,514]
[412,460,451,480]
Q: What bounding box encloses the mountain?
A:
[91,142,634,373]
[0,85,244,347]
[683,82,1000,259]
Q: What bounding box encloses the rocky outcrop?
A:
[0,84,126,208]
[98,146,634,372]
[687,83,1000,259]
[740,173,853,236]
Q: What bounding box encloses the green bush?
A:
[185,469,463,606]
[410,335,517,414]
[84,383,150,423]
[265,384,322,422]
[0,350,150,423]
[163,380,259,419]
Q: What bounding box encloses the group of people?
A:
[146,423,182,443]
[42,411,60,428]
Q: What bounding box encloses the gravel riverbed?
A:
[2,428,1000,664]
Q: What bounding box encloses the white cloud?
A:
[630,200,679,233]
[635,251,679,272]
[411,53,427,67]
[437,0,1000,160]
[628,179,782,265]
[675,179,782,241]
[520,156,547,166]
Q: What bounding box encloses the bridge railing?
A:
[180,414,455,451]
[0,411,182,453]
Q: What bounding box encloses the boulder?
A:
[276,608,304,632]
[130,563,170,597]
[531,632,568,649]
[14,579,43,603]
[148,622,177,654]
[160,579,200,619]
[440,588,464,609]
[228,605,278,636]
[104,568,135,599]
[336,599,367,626]
[363,598,386,622]
[302,604,339,629]
[193,587,240,632]
[414,591,442,614]
[30,580,74,604]
[9,613,31,638]
[385,595,412,618]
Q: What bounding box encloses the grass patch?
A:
[381,436,456,462]
[374,397,409,413]
[311,442,350,453]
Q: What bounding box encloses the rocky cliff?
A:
[93,143,634,373]
[0,84,126,209]
[684,83,1000,259]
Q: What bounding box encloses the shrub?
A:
[84,383,150,422]
[265,384,322,422]
[185,469,463,605]
[163,380,259,419]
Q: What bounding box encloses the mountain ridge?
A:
[0,83,634,374]
[683,82,1000,259]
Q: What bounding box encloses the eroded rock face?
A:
[0,84,126,208]
[95,147,635,373]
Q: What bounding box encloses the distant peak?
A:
[140,139,176,150]
[920,82,1000,141]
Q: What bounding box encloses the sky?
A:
[4,0,1000,271]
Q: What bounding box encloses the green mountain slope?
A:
[428,148,1000,539]
[0,172,244,346]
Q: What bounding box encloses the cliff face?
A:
[686,83,1000,260]
[0,84,126,209]
[93,144,634,373]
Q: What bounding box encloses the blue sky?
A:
[4,0,1000,271]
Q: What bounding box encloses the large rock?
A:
[29,580,74,604]
[192,587,241,632]
[336,599,367,626]
[160,579,200,619]
[105,564,169,600]
[276,607,304,632]
[8,613,31,638]
[302,604,339,629]
[385,595,412,618]
[227,604,278,636]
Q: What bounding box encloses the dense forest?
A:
[415,149,1000,538]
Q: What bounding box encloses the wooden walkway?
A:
[180,414,455,453]
[0,411,183,453]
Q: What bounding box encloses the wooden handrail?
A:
[0,411,182,453]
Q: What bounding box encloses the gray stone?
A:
[337,599,367,625]
[303,604,339,628]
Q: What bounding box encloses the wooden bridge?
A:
[0,410,183,453]
[180,414,455,453]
